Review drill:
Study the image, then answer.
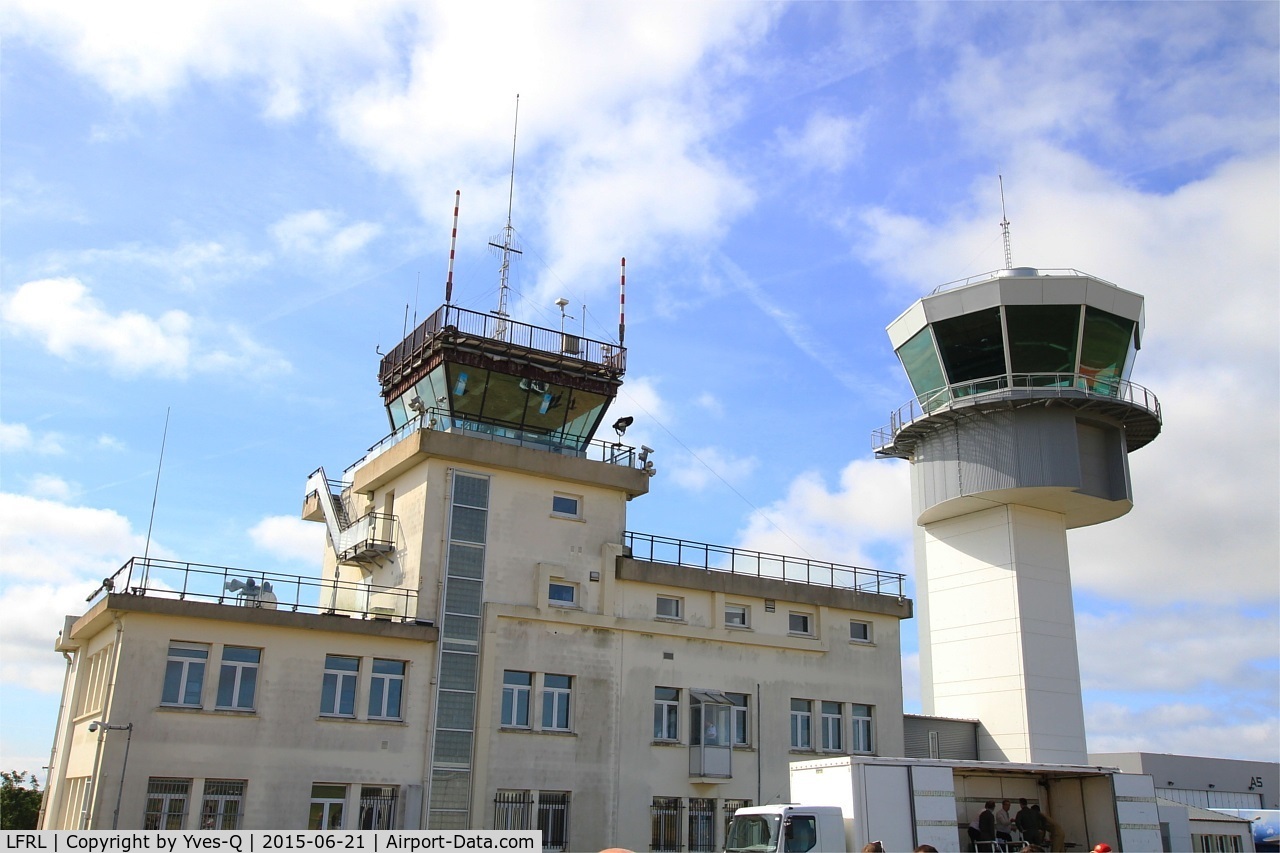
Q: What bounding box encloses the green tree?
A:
[1,770,43,830]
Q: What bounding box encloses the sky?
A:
[2,1,1277,779]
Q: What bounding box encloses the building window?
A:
[722,799,752,846]
[551,494,580,518]
[200,780,245,830]
[144,778,191,830]
[724,604,749,628]
[656,595,683,620]
[850,620,872,643]
[790,699,813,750]
[654,687,680,741]
[788,612,813,636]
[689,797,716,853]
[309,784,347,830]
[821,701,843,751]
[358,786,397,830]
[541,674,573,731]
[162,643,208,707]
[215,647,260,711]
[650,796,683,852]
[493,790,532,830]
[851,704,873,753]
[502,671,532,728]
[321,655,359,717]
[537,791,570,852]
[369,659,406,720]
[727,693,750,746]
[548,581,577,606]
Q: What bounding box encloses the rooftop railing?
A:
[872,371,1162,451]
[87,557,420,623]
[624,532,905,598]
[344,408,644,476]
[929,268,1120,295]
[378,303,626,388]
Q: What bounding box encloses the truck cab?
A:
[724,804,849,853]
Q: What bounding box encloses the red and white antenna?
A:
[445,190,460,304]
[619,257,626,346]
[999,174,1012,270]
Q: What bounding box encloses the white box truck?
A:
[724,756,1163,853]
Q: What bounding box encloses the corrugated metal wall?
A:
[903,716,979,760]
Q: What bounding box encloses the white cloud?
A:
[270,210,382,263]
[0,493,155,692]
[26,474,77,501]
[668,446,759,493]
[737,459,913,572]
[0,421,65,455]
[44,240,271,291]
[694,393,723,417]
[1,277,291,380]
[249,515,324,565]
[96,435,126,451]
[1086,701,1278,761]
[776,111,865,174]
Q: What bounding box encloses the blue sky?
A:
[2,2,1277,778]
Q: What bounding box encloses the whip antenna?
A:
[999,174,1012,270]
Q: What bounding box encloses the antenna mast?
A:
[445,190,460,305]
[489,95,523,339]
[999,174,1012,270]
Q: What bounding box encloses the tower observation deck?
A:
[875,267,1163,765]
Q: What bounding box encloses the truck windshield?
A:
[725,814,780,853]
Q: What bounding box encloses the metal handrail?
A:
[929,268,1120,294]
[345,407,641,475]
[88,557,419,622]
[872,372,1162,450]
[378,303,626,387]
[624,532,905,597]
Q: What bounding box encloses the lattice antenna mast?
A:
[489,94,523,339]
[999,174,1013,270]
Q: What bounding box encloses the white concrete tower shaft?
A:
[875,268,1162,764]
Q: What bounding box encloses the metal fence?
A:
[88,557,419,623]
[872,371,1162,450]
[624,532,905,597]
[650,797,683,852]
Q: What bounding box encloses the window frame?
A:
[850,704,874,753]
[724,603,750,629]
[215,646,260,711]
[162,642,209,707]
[790,698,813,750]
[320,655,360,718]
[368,659,406,721]
[536,791,570,852]
[144,778,192,830]
[309,784,348,830]
[656,595,683,621]
[820,701,843,752]
[788,611,814,637]
[653,687,680,741]
[200,779,246,830]
[849,620,872,643]
[540,674,573,732]
[550,494,581,519]
[726,692,750,747]
[547,580,578,607]
[502,670,533,729]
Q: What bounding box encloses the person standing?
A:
[995,799,1013,844]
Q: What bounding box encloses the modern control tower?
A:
[874,266,1162,764]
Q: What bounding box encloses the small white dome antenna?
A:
[999,174,1013,270]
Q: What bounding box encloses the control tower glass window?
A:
[1080,307,1135,392]
[896,327,948,408]
[932,307,1006,391]
[1005,304,1082,378]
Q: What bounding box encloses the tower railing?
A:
[345,408,642,475]
[929,268,1121,294]
[85,557,419,622]
[872,371,1162,451]
[624,532,905,597]
[378,303,626,389]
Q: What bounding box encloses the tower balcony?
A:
[872,371,1162,460]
